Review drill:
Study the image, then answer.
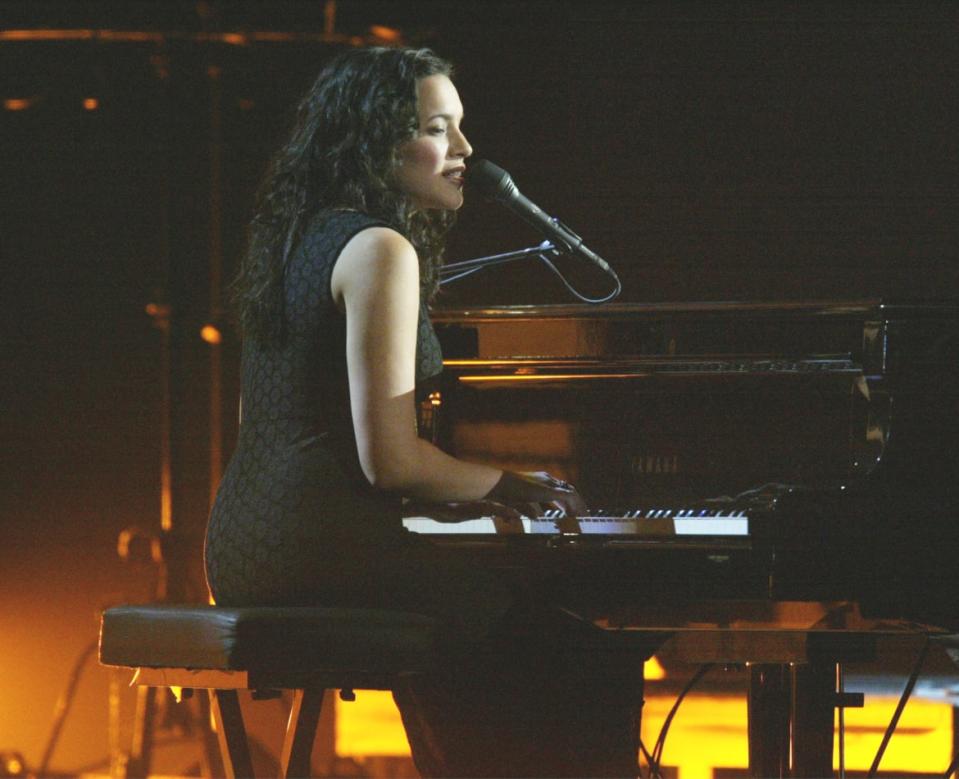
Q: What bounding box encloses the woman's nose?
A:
[452,127,472,159]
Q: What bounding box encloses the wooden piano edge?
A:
[583,599,955,665]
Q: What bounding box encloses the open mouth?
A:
[443,169,465,185]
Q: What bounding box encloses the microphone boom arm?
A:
[439,240,558,282]
[439,238,622,304]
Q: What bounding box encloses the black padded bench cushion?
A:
[99,604,438,675]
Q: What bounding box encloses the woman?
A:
[205,47,643,777]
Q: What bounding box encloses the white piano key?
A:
[674,517,749,536]
[403,512,749,537]
[402,516,532,534]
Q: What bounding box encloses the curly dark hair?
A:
[233,46,456,344]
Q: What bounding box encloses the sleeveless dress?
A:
[204,209,449,607]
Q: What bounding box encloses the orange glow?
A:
[644,695,749,778]
[458,373,645,382]
[0,28,188,43]
[4,97,35,111]
[336,691,409,756]
[2,754,24,775]
[0,28,372,46]
[219,32,247,46]
[443,359,595,367]
[0,28,99,40]
[335,690,954,776]
[82,97,99,111]
[370,25,402,42]
[833,695,952,773]
[644,655,666,680]
[144,301,170,322]
[200,324,222,344]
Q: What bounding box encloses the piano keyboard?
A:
[402,508,751,537]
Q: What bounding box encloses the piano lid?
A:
[432,299,889,321]
[431,298,959,379]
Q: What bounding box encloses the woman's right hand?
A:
[483,470,588,518]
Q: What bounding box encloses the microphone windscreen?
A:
[468,159,514,201]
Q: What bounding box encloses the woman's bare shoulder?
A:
[339,225,416,269]
[332,225,418,304]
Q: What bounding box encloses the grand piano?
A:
[408,299,959,777]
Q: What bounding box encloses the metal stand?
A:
[438,237,621,302]
[111,44,227,779]
[439,240,558,284]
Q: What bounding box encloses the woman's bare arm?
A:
[331,226,502,501]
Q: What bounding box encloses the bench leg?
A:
[197,691,228,778]
[280,688,326,779]
[209,689,255,779]
[125,685,158,779]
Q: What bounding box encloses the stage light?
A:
[369,25,401,42]
[220,32,246,46]
[644,655,666,680]
[145,302,171,330]
[0,751,26,777]
[82,97,99,111]
[3,97,35,112]
[201,324,222,344]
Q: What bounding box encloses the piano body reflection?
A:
[412,299,959,776]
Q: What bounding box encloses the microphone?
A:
[468,159,613,275]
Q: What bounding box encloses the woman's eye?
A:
[427,125,446,135]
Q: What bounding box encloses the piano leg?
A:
[791,662,836,777]
[748,654,868,776]
[747,664,791,778]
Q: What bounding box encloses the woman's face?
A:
[395,74,473,211]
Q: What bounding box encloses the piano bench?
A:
[98,604,438,779]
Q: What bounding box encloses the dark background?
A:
[1,0,957,773]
